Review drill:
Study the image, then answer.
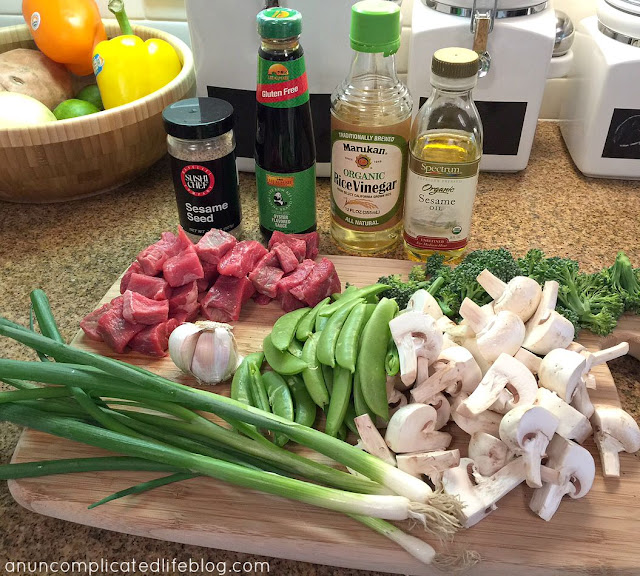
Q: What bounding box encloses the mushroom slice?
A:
[389,312,443,386]
[458,353,537,416]
[459,299,526,362]
[499,405,559,488]
[406,289,444,319]
[529,435,596,521]
[581,342,629,371]
[425,392,451,430]
[450,393,502,437]
[384,403,453,453]
[538,348,586,403]
[522,281,574,355]
[397,449,460,488]
[477,270,543,323]
[468,432,513,476]
[534,388,592,443]
[442,457,528,528]
[514,347,542,375]
[354,414,396,466]
[570,384,594,419]
[590,406,640,477]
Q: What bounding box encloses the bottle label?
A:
[169,153,242,237]
[403,154,480,251]
[256,163,316,233]
[330,128,408,231]
[257,55,309,108]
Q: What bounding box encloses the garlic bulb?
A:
[168,321,241,385]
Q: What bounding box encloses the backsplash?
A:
[0,0,596,118]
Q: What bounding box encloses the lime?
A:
[76,84,104,111]
[53,99,100,120]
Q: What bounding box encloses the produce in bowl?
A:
[0,92,56,127]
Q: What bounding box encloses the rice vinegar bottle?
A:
[330,0,412,254]
[403,47,482,264]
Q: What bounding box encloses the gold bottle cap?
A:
[431,47,479,79]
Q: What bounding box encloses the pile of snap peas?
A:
[230,284,402,445]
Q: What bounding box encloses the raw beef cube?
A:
[169,281,199,318]
[201,259,220,284]
[172,308,199,324]
[120,261,143,294]
[217,241,268,278]
[294,231,320,260]
[268,231,306,262]
[253,293,273,306]
[201,275,255,322]
[163,247,205,287]
[276,259,316,293]
[195,228,237,264]
[80,301,114,341]
[128,318,179,357]
[196,278,210,292]
[127,273,171,301]
[277,291,306,312]
[249,264,285,298]
[290,258,340,307]
[96,297,144,353]
[272,243,299,273]
[136,231,177,275]
[122,290,169,325]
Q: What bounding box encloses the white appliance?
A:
[185,0,367,176]
[408,0,556,172]
[560,0,640,179]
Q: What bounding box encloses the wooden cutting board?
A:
[8,256,640,576]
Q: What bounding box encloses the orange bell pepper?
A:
[23,0,107,76]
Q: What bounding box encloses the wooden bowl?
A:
[0,22,196,203]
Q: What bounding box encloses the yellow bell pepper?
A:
[92,0,181,109]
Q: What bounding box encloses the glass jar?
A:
[163,97,242,241]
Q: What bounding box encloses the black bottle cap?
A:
[162,97,235,140]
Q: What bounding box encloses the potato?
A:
[0,48,73,110]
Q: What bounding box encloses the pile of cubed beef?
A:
[80,227,340,357]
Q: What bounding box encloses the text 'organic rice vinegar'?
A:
[330,0,412,254]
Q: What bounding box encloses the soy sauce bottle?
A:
[255,7,316,237]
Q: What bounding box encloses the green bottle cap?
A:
[257,7,302,39]
[350,0,401,56]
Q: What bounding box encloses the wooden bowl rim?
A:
[0,21,195,143]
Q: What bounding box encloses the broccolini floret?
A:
[606,251,640,313]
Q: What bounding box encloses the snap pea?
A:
[353,371,374,420]
[385,338,400,376]
[248,363,270,414]
[263,334,307,375]
[318,284,390,318]
[321,363,333,396]
[300,333,330,408]
[285,375,316,428]
[332,285,358,300]
[230,358,253,407]
[363,303,377,323]
[296,297,330,342]
[324,366,352,438]
[337,422,348,442]
[355,297,398,422]
[262,371,295,447]
[271,308,311,351]
[316,298,364,368]
[335,302,368,373]
[344,402,358,435]
[288,338,303,358]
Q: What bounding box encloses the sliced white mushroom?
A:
[461,335,493,376]
[458,353,537,416]
[499,405,559,488]
[529,435,596,521]
[577,342,629,393]
[389,312,443,387]
[538,348,585,403]
[405,289,443,319]
[442,457,528,528]
[354,414,396,466]
[590,406,640,477]
[522,281,575,355]
[396,449,460,488]
[384,404,451,453]
[459,299,526,362]
[425,392,451,430]
[450,393,502,437]
[477,270,542,322]
[534,388,592,443]
[569,384,594,419]
[514,347,542,375]
[468,432,513,476]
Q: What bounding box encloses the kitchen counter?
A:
[0,121,638,576]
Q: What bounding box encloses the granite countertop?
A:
[0,122,638,575]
